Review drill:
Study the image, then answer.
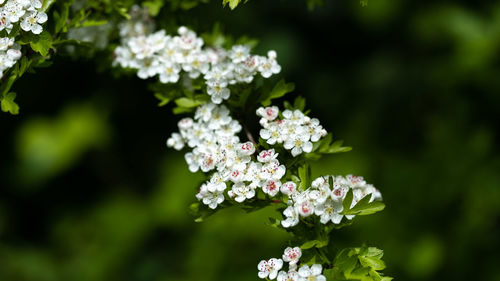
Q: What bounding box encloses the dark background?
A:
[1,0,500,280]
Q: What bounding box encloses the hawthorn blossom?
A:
[297,264,326,281]
[0,0,49,77]
[282,247,302,265]
[258,258,283,280]
[281,175,383,228]
[281,206,299,228]
[20,10,47,34]
[258,106,327,157]
[167,102,287,209]
[277,271,299,281]
[115,10,281,104]
[231,182,255,202]
[280,181,297,196]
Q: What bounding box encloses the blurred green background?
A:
[1,0,500,280]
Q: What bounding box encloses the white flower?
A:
[159,61,180,83]
[258,258,283,280]
[263,179,281,197]
[194,102,215,122]
[258,55,281,78]
[282,247,302,265]
[315,198,344,224]
[5,2,25,23]
[280,181,297,196]
[238,141,255,156]
[257,149,278,163]
[260,122,282,145]
[166,133,185,150]
[197,184,225,209]
[207,80,230,104]
[232,182,255,202]
[20,11,47,34]
[284,129,313,157]
[277,271,299,281]
[281,206,299,228]
[229,44,250,63]
[257,106,279,121]
[296,200,314,217]
[297,264,326,281]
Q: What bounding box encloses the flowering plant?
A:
[1,1,390,280]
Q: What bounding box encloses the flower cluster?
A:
[166,102,287,209]
[281,175,382,228]
[0,37,20,78]
[257,106,328,156]
[258,246,326,281]
[0,0,48,78]
[0,0,47,34]
[114,7,281,104]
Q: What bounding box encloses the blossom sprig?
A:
[167,102,288,209]
[0,37,21,78]
[0,0,47,35]
[258,246,327,281]
[114,6,281,104]
[281,175,382,228]
[257,106,328,157]
[0,0,48,79]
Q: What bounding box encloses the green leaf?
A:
[222,0,247,10]
[41,0,56,12]
[298,163,311,190]
[341,192,386,216]
[260,79,295,106]
[1,92,20,115]
[347,266,371,279]
[0,71,17,96]
[365,247,384,259]
[54,2,71,33]
[154,93,171,106]
[189,202,217,222]
[342,189,354,211]
[30,31,52,56]
[174,97,204,108]
[82,20,108,27]
[142,0,164,16]
[300,239,328,250]
[293,96,306,111]
[359,256,386,270]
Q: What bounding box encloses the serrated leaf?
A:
[365,247,384,259]
[260,79,295,106]
[347,266,371,279]
[1,92,20,115]
[30,31,52,56]
[359,256,386,271]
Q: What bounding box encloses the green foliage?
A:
[222,0,248,10]
[259,79,296,106]
[29,31,53,57]
[1,92,20,115]
[341,189,386,216]
[325,246,392,281]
